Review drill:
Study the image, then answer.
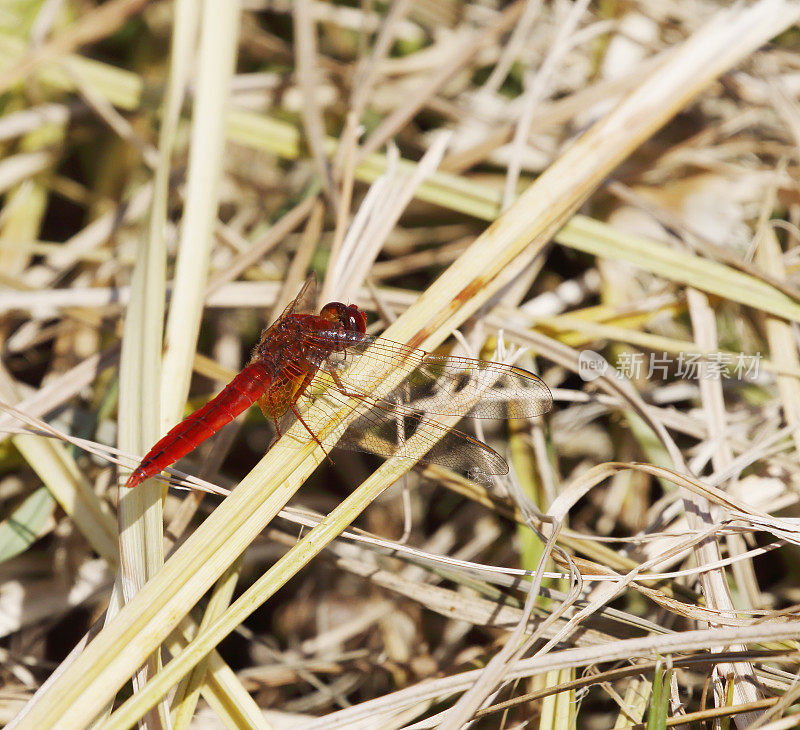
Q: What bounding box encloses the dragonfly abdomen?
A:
[123,361,273,488]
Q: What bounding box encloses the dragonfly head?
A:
[319,301,367,336]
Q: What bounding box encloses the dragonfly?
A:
[123,275,552,489]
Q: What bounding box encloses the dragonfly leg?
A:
[289,401,335,467]
[330,371,362,399]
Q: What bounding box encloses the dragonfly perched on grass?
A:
[123,275,552,489]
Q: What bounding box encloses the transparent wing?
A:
[264,326,550,479]
[281,386,509,480]
[306,332,552,419]
[251,275,318,364]
[278,273,317,317]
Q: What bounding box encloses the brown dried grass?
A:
[2,1,800,728]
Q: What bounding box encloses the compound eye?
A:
[319,302,345,322]
[345,305,367,334]
[320,302,367,333]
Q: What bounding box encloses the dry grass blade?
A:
[4,25,800,326]
[297,622,800,728]
[114,0,198,726]
[556,216,800,324]
[159,0,242,429]
[15,3,798,728]
[7,0,800,727]
[293,0,335,205]
[358,1,525,159]
[0,487,53,562]
[0,0,150,93]
[0,383,118,566]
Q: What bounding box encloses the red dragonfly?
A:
[123,276,552,489]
